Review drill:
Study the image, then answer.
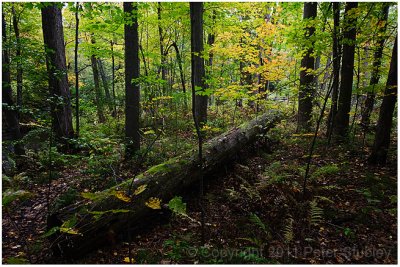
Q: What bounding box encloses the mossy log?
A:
[48,111,281,257]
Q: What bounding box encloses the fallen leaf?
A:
[145,197,161,209]
[115,191,131,202]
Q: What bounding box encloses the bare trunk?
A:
[190,2,207,125]
[97,58,113,112]
[41,3,74,139]
[326,2,341,141]
[369,36,397,164]
[74,2,80,137]
[333,2,358,138]
[297,2,317,132]
[2,12,22,144]
[360,3,390,128]
[90,36,106,123]
[110,40,117,117]
[12,5,23,111]
[124,2,140,155]
[157,2,167,96]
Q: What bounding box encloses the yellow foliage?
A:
[60,227,80,235]
[114,191,131,202]
[123,257,136,263]
[145,197,162,209]
[134,184,147,196]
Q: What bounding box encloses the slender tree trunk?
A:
[171,42,187,110]
[124,2,140,155]
[190,2,207,125]
[327,2,341,142]
[97,58,113,112]
[110,39,117,117]
[41,3,74,139]
[297,2,317,132]
[2,12,22,144]
[360,3,390,128]
[74,2,80,137]
[90,35,106,123]
[157,2,167,96]
[333,2,358,138]
[206,11,216,106]
[369,36,397,164]
[12,4,23,111]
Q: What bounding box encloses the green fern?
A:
[309,199,324,226]
[283,215,294,243]
[249,213,271,238]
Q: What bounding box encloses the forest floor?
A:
[2,119,397,264]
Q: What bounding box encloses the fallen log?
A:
[48,111,281,257]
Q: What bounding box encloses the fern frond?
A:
[309,199,324,226]
[283,216,294,243]
[249,213,270,237]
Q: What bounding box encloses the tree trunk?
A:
[110,39,117,117]
[124,2,140,155]
[97,58,113,112]
[90,35,106,123]
[327,2,341,141]
[360,3,390,128]
[74,2,80,137]
[171,42,187,110]
[41,3,74,139]
[2,11,22,144]
[47,111,281,257]
[297,2,317,132]
[157,2,167,96]
[369,35,397,165]
[12,4,23,111]
[190,2,207,125]
[206,11,216,107]
[333,2,358,138]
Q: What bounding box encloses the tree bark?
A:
[333,2,358,138]
[124,2,140,155]
[41,3,74,139]
[74,2,80,137]
[206,11,216,107]
[171,42,187,110]
[97,58,113,112]
[110,39,117,117]
[2,11,22,144]
[12,4,23,111]
[360,3,390,128]
[157,2,167,96]
[327,2,341,141]
[369,35,397,165]
[90,35,106,123]
[190,2,207,125]
[48,111,281,257]
[297,2,317,132]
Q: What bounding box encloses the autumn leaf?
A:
[114,191,131,202]
[60,227,81,235]
[123,257,136,263]
[134,184,147,196]
[145,197,162,209]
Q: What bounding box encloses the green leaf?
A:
[2,190,33,207]
[41,226,60,238]
[167,196,187,216]
[6,257,29,264]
